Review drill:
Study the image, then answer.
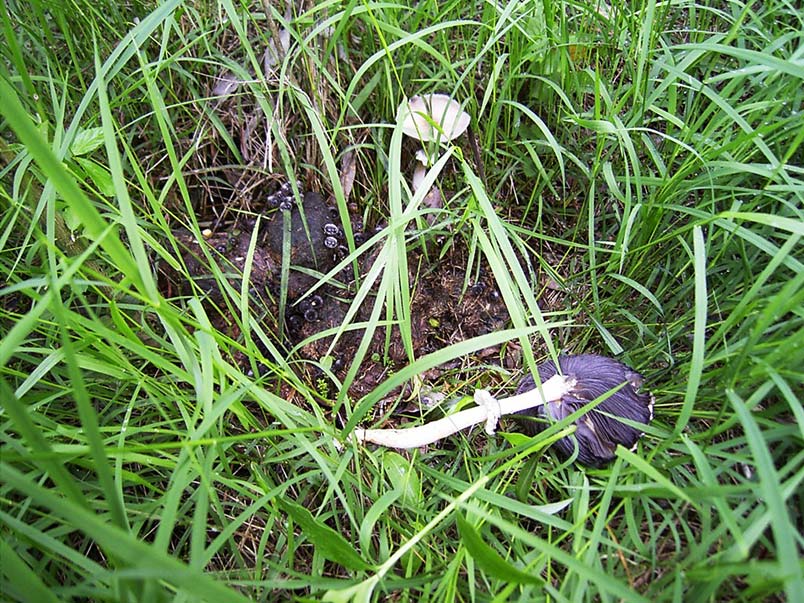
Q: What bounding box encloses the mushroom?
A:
[352,354,654,467]
[516,355,654,466]
[396,93,471,195]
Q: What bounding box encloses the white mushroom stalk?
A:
[411,149,430,193]
[397,93,471,194]
[352,374,575,449]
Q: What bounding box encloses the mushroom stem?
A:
[411,148,433,194]
[412,162,427,194]
[352,374,575,449]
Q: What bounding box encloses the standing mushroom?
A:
[351,354,654,467]
[396,93,471,198]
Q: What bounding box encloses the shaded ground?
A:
[158,183,512,398]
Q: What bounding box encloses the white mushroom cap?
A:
[396,94,471,143]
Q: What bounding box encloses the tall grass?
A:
[1,0,802,602]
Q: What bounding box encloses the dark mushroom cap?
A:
[516,354,654,467]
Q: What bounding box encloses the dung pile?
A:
[158,184,510,396]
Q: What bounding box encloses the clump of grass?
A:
[1,1,802,602]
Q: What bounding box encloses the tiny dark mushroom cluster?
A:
[516,355,654,467]
[265,180,301,211]
[264,186,374,270]
[286,294,324,335]
[264,190,340,271]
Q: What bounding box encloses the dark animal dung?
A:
[160,184,515,397]
[516,355,654,466]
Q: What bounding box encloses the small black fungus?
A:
[304,309,319,322]
[287,314,303,332]
[266,180,295,207]
[323,223,340,236]
[296,297,313,314]
[324,236,339,249]
[468,281,486,296]
[516,354,654,467]
[279,200,293,212]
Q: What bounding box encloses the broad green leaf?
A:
[359,489,402,557]
[457,513,543,585]
[279,499,372,572]
[382,451,421,505]
[74,156,114,195]
[69,126,105,156]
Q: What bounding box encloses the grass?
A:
[1,0,802,601]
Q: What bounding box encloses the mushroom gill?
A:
[516,355,654,467]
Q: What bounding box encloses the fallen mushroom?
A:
[353,354,654,466]
[396,93,471,195]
